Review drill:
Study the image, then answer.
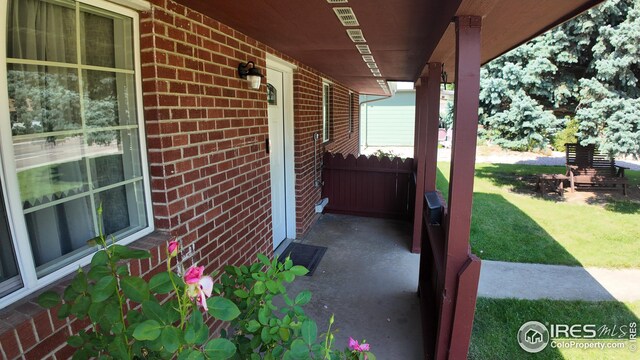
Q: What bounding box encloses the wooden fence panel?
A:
[321,153,414,219]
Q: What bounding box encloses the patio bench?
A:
[565,143,628,195]
[536,174,568,198]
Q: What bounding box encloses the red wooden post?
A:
[411,78,428,253]
[424,63,442,192]
[435,16,482,359]
[413,81,422,162]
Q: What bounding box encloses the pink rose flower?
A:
[184,265,213,311]
[168,240,179,258]
[184,266,204,284]
[348,337,370,353]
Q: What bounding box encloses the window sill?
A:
[0,231,172,359]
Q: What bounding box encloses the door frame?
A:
[266,54,297,241]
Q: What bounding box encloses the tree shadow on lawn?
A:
[470,192,582,266]
[473,163,567,200]
[436,165,580,266]
[474,164,640,212]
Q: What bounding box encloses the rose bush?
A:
[37,210,375,359]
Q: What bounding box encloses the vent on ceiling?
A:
[367,63,378,69]
[346,29,366,43]
[356,44,371,54]
[327,0,348,3]
[361,55,375,62]
[333,7,359,26]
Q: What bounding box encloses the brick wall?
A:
[0,0,359,358]
[140,0,273,270]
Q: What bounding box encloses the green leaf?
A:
[177,349,205,360]
[58,303,70,318]
[284,258,293,270]
[161,326,182,353]
[142,300,166,324]
[88,301,106,323]
[149,272,182,294]
[70,294,91,317]
[88,265,111,281]
[265,280,279,294]
[121,276,149,303]
[67,335,83,347]
[233,289,249,298]
[185,310,208,345]
[132,320,162,341]
[37,291,60,308]
[71,270,88,293]
[258,306,270,325]
[90,250,109,267]
[254,281,266,295]
[289,339,308,359]
[257,253,270,266]
[261,326,271,342]
[294,291,312,306]
[110,244,150,260]
[279,327,291,342]
[163,300,181,323]
[206,296,240,321]
[290,265,309,276]
[301,320,317,346]
[204,338,236,359]
[90,275,116,302]
[108,336,129,359]
[246,320,260,333]
[63,286,79,302]
[281,271,295,283]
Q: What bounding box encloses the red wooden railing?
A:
[321,153,414,220]
[418,191,481,359]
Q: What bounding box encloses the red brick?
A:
[23,327,69,360]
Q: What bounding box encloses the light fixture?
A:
[238,61,263,90]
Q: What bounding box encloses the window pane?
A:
[97,182,147,238]
[84,71,137,127]
[14,135,89,207]
[0,190,22,298]
[80,7,134,70]
[6,0,77,63]
[8,64,81,136]
[26,196,95,276]
[88,129,143,189]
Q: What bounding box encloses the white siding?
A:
[365,106,415,146]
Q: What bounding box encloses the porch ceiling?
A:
[176,0,603,95]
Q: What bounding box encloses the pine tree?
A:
[479,0,639,156]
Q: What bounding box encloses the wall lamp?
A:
[238,61,263,90]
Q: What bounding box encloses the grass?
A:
[436,162,640,268]
[470,298,640,359]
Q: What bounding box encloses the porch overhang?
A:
[175,0,602,94]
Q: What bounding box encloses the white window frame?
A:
[0,0,154,309]
[322,80,332,143]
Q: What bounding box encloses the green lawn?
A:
[436,162,640,268]
[470,298,640,360]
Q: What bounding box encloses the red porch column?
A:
[411,78,428,253]
[424,63,442,192]
[435,16,482,359]
[413,82,422,162]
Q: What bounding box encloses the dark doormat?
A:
[278,243,327,276]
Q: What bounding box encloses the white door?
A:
[267,68,287,249]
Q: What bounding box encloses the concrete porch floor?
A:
[285,214,423,359]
